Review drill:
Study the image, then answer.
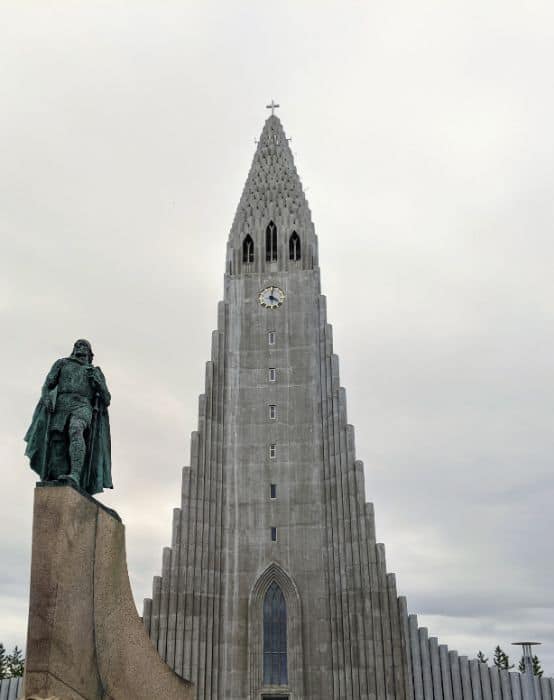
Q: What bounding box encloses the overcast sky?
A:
[1,0,553,677]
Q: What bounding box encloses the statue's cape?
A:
[24,400,51,481]
[24,399,113,495]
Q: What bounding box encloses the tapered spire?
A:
[227,115,317,274]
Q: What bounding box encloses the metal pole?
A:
[512,642,541,700]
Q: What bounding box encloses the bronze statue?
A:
[24,339,113,495]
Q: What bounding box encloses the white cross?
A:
[266,99,280,116]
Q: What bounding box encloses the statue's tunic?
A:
[46,358,96,431]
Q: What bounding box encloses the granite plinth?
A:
[23,484,194,700]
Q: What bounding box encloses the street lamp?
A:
[512,642,541,700]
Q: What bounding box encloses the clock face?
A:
[258,286,286,309]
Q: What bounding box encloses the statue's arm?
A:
[41,359,64,409]
[92,366,111,407]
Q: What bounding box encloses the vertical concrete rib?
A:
[329,350,350,697]
[440,645,454,700]
[150,575,162,650]
[459,657,472,700]
[183,431,201,681]
[387,573,407,698]
[509,673,522,700]
[376,544,394,697]
[175,466,191,676]
[202,355,216,699]
[335,384,357,698]
[429,637,444,700]
[358,480,378,700]
[490,666,502,700]
[408,614,424,700]
[418,627,433,700]
[192,392,208,692]
[212,320,226,699]
[479,663,493,700]
[449,650,463,700]
[166,508,182,669]
[196,363,213,700]
[158,546,172,659]
[499,670,512,700]
[319,305,340,698]
[142,598,152,636]
[345,423,367,699]
[398,598,415,700]
[367,512,386,699]
[469,660,483,700]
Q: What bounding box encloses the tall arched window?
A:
[242,234,254,264]
[289,231,301,261]
[263,582,287,686]
[266,221,278,262]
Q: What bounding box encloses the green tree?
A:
[518,654,544,677]
[4,646,25,678]
[477,650,489,664]
[493,645,514,670]
[0,642,6,679]
[532,655,543,678]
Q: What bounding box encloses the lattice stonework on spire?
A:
[143,115,550,700]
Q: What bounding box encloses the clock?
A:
[258,286,286,309]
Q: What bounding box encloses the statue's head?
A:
[71,338,94,364]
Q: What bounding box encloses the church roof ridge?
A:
[229,113,312,238]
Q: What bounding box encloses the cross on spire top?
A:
[266,99,280,116]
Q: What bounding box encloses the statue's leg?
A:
[48,431,69,480]
[67,416,87,487]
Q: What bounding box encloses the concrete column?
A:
[469,660,483,700]
[449,650,463,700]
[429,637,444,700]
[142,598,152,636]
[439,644,453,700]
[459,657,472,700]
[398,598,414,700]
[490,666,502,700]
[510,672,523,700]
[479,662,493,700]
[418,627,433,700]
[166,508,181,669]
[157,546,171,659]
[150,575,162,649]
[408,615,424,700]
[499,670,513,700]
[540,678,552,700]
[376,544,395,698]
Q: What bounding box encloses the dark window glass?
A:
[289,231,301,261]
[242,234,254,263]
[263,582,288,686]
[270,484,277,499]
[271,527,277,541]
[266,221,278,262]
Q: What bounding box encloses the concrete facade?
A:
[143,115,411,699]
[143,115,553,700]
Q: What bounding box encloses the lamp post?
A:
[512,642,541,700]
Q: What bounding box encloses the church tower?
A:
[143,113,412,699]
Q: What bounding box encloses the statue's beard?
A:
[73,350,90,364]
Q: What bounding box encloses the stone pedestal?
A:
[23,483,194,700]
